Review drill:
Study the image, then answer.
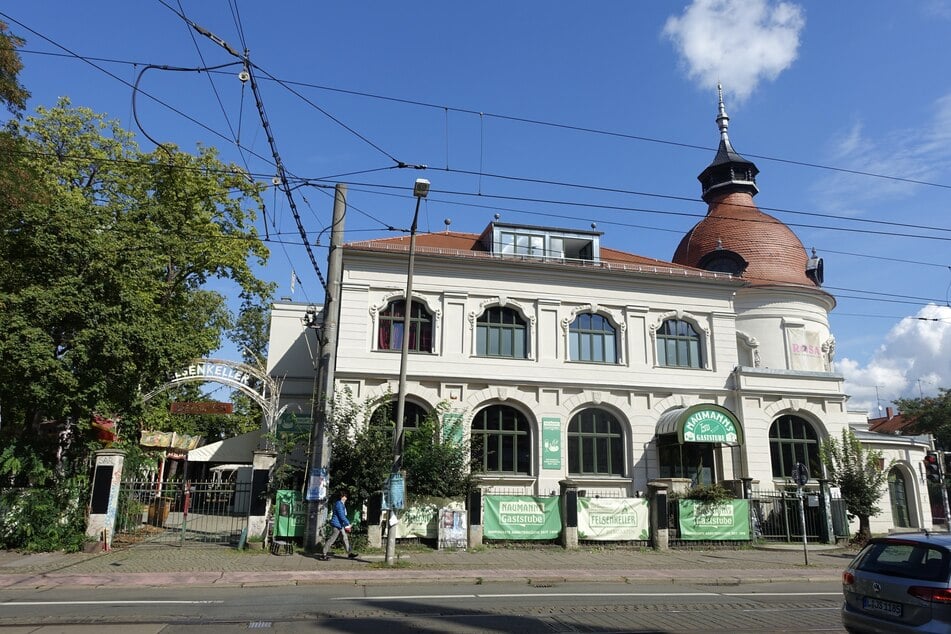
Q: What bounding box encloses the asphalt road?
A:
[0,580,846,633]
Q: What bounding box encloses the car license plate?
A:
[863,596,903,617]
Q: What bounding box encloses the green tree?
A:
[0,20,29,114]
[821,427,889,544]
[0,99,272,493]
[403,405,475,499]
[325,392,473,510]
[896,388,951,449]
[325,391,392,509]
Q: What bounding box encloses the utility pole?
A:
[384,179,429,566]
[304,183,346,551]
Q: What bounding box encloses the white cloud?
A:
[662,0,805,102]
[840,304,951,415]
[817,93,951,210]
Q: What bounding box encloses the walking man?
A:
[319,490,358,560]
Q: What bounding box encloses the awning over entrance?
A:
[656,404,743,446]
[188,429,262,463]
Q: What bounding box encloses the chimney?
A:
[886,407,894,419]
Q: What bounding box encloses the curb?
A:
[0,567,842,590]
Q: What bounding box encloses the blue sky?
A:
[3,1,951,416]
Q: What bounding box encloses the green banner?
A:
[484,495,561,540]
[542,417,561,469]
[441,412,464,445]
[578,497,649,541]
[678,499,750,540]
[274,489,305,537]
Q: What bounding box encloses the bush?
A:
[682,483,734,505]
[0,478,89,552]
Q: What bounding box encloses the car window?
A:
[856,541,950,582]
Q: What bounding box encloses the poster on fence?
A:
[396,498,465,539]
[578,497,650,541]
[483,495,561,540]
[679,499,750,540]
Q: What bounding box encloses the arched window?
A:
[888,468,911,528]
[768,415,820,479]
[370,400,427,432]
[377,299,433,352]
[567,409,624,476]
[370,400,428,450]
[470,405,531,474]
[569,313,617,363]
[657,319,704,368]
[476,306,527,358]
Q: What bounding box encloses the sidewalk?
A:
[0,542,854,590]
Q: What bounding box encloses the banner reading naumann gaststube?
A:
[483,495,561,540]
[678,499,750,540]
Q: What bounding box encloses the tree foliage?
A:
[0,99,273,491]
[896,388,951,449]
[326,392,474,510]
[821,427,889,543]
[0,20,29,115]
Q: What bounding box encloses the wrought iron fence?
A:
[749,487,849,542]
[115,479,250,546]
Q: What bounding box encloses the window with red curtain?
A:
[378,299,433,352]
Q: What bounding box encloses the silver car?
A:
[842,532,951,633]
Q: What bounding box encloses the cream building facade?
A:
[266,95,935,536]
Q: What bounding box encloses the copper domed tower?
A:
[673,85,820,288]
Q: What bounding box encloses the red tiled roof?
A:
[868,412,918,434]
[672,191,816,288]
[344,231,742,283]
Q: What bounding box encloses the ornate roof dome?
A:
[672,86,818,288]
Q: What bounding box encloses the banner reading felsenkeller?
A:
[578,497,649,541]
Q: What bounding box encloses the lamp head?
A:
[413,178,430,198]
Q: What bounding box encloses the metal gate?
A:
[115,479,250,546]
[751,488,848,542]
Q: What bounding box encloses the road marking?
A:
[723,592,841,597]
[0,600,224,606]
[333,590,841,602]
[335,592,724,601]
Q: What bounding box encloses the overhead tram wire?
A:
[433,167,951,236]
[176,0,238,142]
[238,73,951,193]
[177,18,327,292]
[12,42,951,236]
[299,167,951,237]
[13,35,951,209]
[318,179,951,243]
[132,61,243,155]
[0,16,279,171]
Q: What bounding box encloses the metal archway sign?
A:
[142,358,283,435]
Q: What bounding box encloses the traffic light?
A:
[944,451,951,475]
[925,451,942,482]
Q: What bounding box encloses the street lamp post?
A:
[384,178,429,566]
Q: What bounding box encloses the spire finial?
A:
[716,82,730,142]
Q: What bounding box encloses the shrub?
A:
[682,483,734,505]
[0,478,89,552]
